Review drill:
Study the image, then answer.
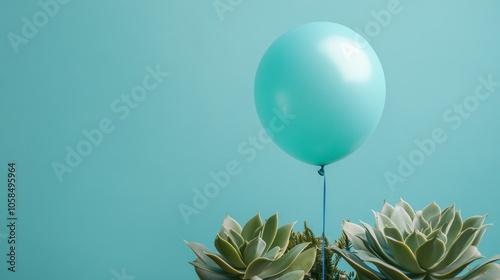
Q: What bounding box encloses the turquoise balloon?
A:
[254,22,386,166]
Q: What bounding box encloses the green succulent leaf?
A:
[343,221,368,251]
[357,250,412,280]
[215,234,247,269]
[380,201,395,217]
[262,246,281,260]
[193,262,237,280]
[422,202,441,224]
[438,227,479,270]
[330,246,384,280]
[435,205,455,230]
[242,213,263,241]
[361,222,396,265]
[280,247,316,276]
[398,198,416,220]
[270,222,296,254]
[244,256,275,279]
[431,246,483,278]
[223,215,243,234]
[375,212,398,233]
[386,236,424,274]
[471,224,491,247]
[384,226,403,242]
[227,228,245,248]
[257,243,309,278]
[462,215,487,230]
[390,205,413,234]
[261,213,279,253]
[205,252,246,275]
[445,211,463,249]
[415,235,445,270]
[413,212,430,232]
[404,231,427,254]
[272,270,305,280]
[185,241,219,267]
[245,236,267,264]
[458,258,500,280]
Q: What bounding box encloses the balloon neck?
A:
[318,165,325,176]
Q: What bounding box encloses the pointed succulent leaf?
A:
[185,241,219,267]
[431,246,484,277]
[193,263,236,280]
[277,247,316,277]
[425,229,448,246]
[373,227,392,255]
[243,256,275,279]
[471,224,491,247]
[270,222,296,252]
[375,212,398,232]
[458,257,500,280]
[435,205,455,230]
[390,205,413,234]
[262,246,281,260]
[445,211,463,249]
[422,202,441,223]
[343,221,368,251]
[413,212,430,232]
[384,226,403,242]
[205,252,246,275]
[330,246,384,280]
[431,227,479,272]
[223,215,243,234]
[226,235,243,259]
[190,258,233,276]
[404,230,427,254]
[462,215,487,230]
[242,213,263,241]
[257,243,309,278]
[360,222,393,263]
[357,251,412,280]
[380,201,395,217]
[227,228,245,248]
[215,234,247,269]
[415,235,445,270]
[244,236,267,264]
[386,236,424,274]
[398,198,416,220]
[261,213,279,253]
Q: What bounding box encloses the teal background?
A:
[0,1,499,279]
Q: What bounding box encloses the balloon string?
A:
[318,165,326,280]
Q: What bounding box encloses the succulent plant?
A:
[331,199,500,280]
[186,213,316,280]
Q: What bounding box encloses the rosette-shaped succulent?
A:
[186,213,316,280]
[332,199,500,280]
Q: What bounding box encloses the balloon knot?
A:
[318,165,325,176]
